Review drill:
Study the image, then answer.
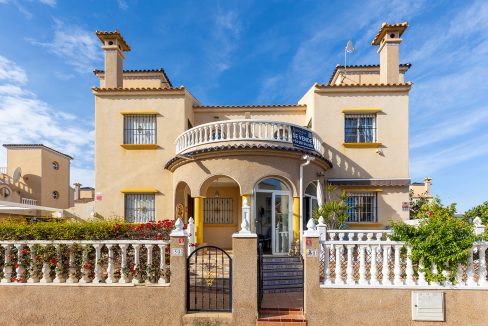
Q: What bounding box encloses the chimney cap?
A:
[371,22,408,46]
[96,30,131,51]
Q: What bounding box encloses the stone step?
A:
[263,287,303,294]
[262,270,303,279]
[257,309,306,324]
[263,279,303,287]
[262,264,303,270]
[262,256,302,264]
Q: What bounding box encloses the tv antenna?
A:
[343,40,354,80]
[12,167,22,183]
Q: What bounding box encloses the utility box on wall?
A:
[412,292,445,321]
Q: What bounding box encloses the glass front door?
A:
[273,194,290,254]
[255,191,291,255]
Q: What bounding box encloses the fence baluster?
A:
[346,245,355,284]
[146,244,153,284]
[467,248,476,286]
[393,244,402,285]
[133,244,141,284]
[92,244,103,283]
[67,245,78,284]
[381,245,391,286]
[405,246,414,285]
[478,244,487,286]
[27,244,39,283]
[370,245,379,285]
[335,245,344,285]
[358,244,367,285]
[106,244,115,283]
[40,245,51,283]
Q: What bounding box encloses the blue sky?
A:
[0,0,487,212]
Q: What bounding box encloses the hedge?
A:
[0,219,175,241]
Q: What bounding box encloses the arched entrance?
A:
[174,181,192,223]
[200,176,241,250]
[254,177,292,255]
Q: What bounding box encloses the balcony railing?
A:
[0,167,6,175]
[176,119,324,155]
[21,198,38,206]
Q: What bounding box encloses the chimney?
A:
[372,22,408,84]
[73,182,81,201]
[424,177,432,195]
[95,30,131,88]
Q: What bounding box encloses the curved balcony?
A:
[175,119,324,155]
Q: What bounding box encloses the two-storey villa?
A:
[93,22,411,252]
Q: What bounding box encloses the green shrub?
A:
[464,201,488,225]
[390,200,477,283]
[0,219,175,240]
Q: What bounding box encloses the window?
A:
[345,114,376,143]
[52,161,59,170]
[345,193,377,223]
[125,193,155,223]
[256,178,289,191]
[204,198,233,224]
[123,114,156,144]
[51,191,59,199]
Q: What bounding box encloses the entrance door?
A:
[255,178,291,255]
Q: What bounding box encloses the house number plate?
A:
[306,249,318,257]
[171,248,184,256]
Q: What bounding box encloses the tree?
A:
[464,201,488,224]
[312,184,349,229]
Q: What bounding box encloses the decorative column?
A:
[293,196,300,241]
[193,197,204,245]
[170,218,188,325]
[232,218,258,325]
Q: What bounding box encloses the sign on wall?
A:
[291,126,315,150]
[402,201,410,211]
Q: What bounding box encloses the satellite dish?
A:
[345,40,354,53]
[12,167,22,183]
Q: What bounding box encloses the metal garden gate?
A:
[186,246,232,312]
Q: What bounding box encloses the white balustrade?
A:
[21,198,38,206]
[0,240,170,286]
[0,167,6,174]
[175,119,324,154]
[320,236,488,289]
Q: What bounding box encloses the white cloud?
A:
[117,0,128,10]
[208,8,241,74]
[0,56,28,84]
[0,54,94,186]
[38,0,56,7]
[411,107,488,149]
[411,135,488,176]
[27,19,102,73]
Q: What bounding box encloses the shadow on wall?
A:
[323,144,373,178]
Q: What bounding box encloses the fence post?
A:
[169,218,188,323]
[303,218,320,321]
[232,216,258,326]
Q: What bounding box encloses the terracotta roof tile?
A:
[93,68,173,87]
[371,22,409,45]
[2,144,73,160]
[316,82,413,89]
[327,63,412,84]
[164,144,332,170]
[95,30,131,51]
[92,86,185,93]
[194,104,306,109]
